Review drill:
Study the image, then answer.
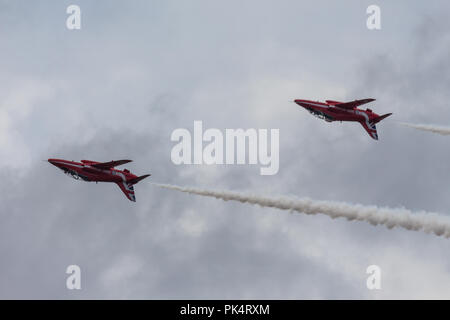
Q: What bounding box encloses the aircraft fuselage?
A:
[48,159,137,183]
[294,99,380,123]
[294,99,392,140]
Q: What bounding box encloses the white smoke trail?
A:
[153,183,450,238]
[399,122,450,136]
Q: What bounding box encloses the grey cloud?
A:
[1,1,450,299]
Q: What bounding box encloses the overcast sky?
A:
[1,0,450,299]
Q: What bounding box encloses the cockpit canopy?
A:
[308,108,334,122]
[61,167,80,180]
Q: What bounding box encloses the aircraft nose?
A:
[293,99,306,106]
[48,159,58,166]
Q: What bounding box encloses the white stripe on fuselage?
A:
[299,101,329,108]
[354,110,376,131]
[111,171,134,192]
[51,161,83,168]
[300,101,347,109]
[112,170,126,182]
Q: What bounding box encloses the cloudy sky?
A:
[1,0,450,299]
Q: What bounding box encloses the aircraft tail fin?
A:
[360,121,379,140]
[128,174,151,185]
[359,113,392,140]
[116,182,136,202]
[371,113,392,124]
[115,174,150,202]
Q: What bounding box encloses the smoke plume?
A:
[399,122,450,136]
[153,183,450,238]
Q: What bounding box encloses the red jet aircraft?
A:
[48,159,150,202]
[294,98,392,140]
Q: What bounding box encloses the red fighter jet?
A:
[294,98,392,140]
[48,159,150,202]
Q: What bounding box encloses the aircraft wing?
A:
[334,98,375,110]
[91,160,132,169]
[115,182,136,202]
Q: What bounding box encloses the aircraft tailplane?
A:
[371,113,392,124]
[128,174,151,185]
